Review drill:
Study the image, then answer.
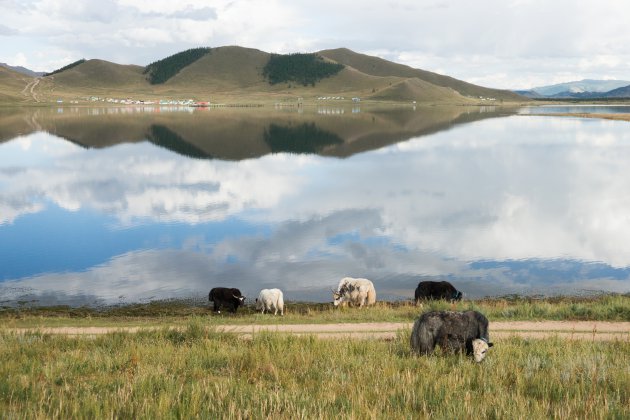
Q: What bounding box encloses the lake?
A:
[1,105,629,306]
[519,105,630,114]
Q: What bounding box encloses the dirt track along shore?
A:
[8,320,630,341]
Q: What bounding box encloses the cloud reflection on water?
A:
[1,114,630,304]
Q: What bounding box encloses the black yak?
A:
[414,281,463,303]
[410,310,494,362]
[208,287,246,313]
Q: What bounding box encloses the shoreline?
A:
[523,112,630,122]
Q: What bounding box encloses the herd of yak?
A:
[208,278,494,362]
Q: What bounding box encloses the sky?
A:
[1,0,630,90]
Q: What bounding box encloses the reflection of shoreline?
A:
[0,106,518,159]
[523,113,630,122]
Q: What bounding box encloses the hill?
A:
[0,65,32,102]
[318,48,523,102]
[530,79,630,96]
[602,84,630,98]
[0,63,44,77]
[514,79,630,99]
[22,46,527,104]
[164,46,271,91]
[46,60,148,90]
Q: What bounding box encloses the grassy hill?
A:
[12,46,527,104]
[319,48,524,102]
[164,46,271,92]
[0,65,33,102]
[49,59,146,90]
[369,78,465,103]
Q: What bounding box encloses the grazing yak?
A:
[332,277,376,308]
[414,280,463,303]
[255,288,285,315]
[410,310,494,362]
[208,287,246,313]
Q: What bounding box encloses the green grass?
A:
[1,294,628,329]
[0,321,627,418]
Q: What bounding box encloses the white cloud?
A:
[1,0,628,85]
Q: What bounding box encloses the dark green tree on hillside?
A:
[44,59,86,76]
[144,47,212,84]
[263,53,344,86]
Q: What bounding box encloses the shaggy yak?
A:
[332,277,377,307]
[255,288,285,315]
[410,310,494,362]
[414,281,463,303]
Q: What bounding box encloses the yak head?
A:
[332,287,346,307]
[472,338,494,362]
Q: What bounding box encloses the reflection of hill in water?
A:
[0,106,517,159]
[264,122,343,154]
[148,125,212,159]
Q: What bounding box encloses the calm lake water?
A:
[1,105,629,306]
[520,105,630,114]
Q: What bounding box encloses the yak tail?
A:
[367,285,376,306]
[410,318,435,355]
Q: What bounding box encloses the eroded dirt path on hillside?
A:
[8,321,630,341]
[21,77,41,102]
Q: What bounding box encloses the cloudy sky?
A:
[1,1,630,91]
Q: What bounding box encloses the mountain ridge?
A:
[514,79,630,99]
[1,46,527,104]
[0,63,45,77]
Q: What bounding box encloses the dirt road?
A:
[9,321,630,341]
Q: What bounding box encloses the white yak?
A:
[332,277,376,308]
[255,288,285,315]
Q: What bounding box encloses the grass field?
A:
[1,320,628,418]
[2,295,628,328]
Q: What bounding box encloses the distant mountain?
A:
[531,79,630,96]
[510,89,544,99]
[600,84,630,98]
[0,62,44,77]
[513,79,630,99]
[3,46,528,104]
